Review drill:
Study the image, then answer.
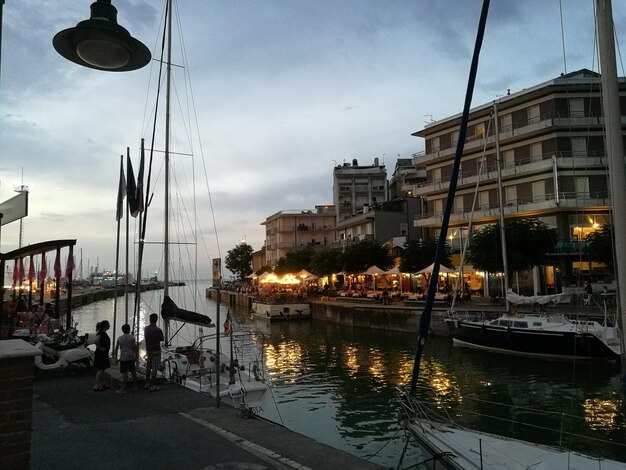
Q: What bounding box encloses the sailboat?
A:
[132,0,270,411]
[399,0,626,467]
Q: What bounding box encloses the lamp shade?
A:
[53,0,151,72]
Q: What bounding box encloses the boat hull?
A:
[251,302,311,321]
[450,321,621,360]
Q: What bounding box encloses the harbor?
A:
[44,286,626,467]
[31,370,382,470]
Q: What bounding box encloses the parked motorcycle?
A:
[33,328,93,371]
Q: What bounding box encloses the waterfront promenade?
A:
[32,371,383,470]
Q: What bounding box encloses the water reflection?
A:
[73,288,626,467]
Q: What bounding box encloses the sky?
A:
[1,0,624,280]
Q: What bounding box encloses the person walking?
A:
[144,313,164,392]
[114,324,139,393]
[93,320,111,391]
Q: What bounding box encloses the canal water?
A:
[72,283,626,468]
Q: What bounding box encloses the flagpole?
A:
[112,155,125,354]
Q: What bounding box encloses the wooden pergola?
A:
[1,239,77,337]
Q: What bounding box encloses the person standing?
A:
[93,320,111,391]
[114,324,139,393]
[144,313,164,392]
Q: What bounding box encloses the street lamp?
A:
[53,0,151,72]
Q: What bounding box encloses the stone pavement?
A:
[31,371,383,470]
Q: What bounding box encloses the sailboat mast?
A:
[493,102,510,310]
[163,0,172,341]
[595,0,626,366]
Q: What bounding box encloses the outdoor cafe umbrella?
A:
[416,263,453,274]
[361,265,386,290]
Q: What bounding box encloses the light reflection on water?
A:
[72,284,626,467]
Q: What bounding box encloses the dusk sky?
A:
[1,0,623,280]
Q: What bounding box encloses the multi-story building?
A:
[388,158,426,199]
[262,205,336,267]
[411,69,625,295]
[333,158,387,222]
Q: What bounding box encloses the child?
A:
[114,324,139,393]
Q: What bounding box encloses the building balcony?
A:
[413,112,609,166]
[413,191,609,227]
[410,151,607,197]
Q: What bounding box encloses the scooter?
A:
[34,329,93,370]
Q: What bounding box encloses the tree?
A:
[584,224,614,273]
[274,246,315,274]
[466,218,558,276]
[310,248,343,276]
[340,240,393,274]
[400,239,452,273]
[225,242,253,281]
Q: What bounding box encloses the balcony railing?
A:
[413,111,608,161]
[414,191,610,224]
[410,151,607,195]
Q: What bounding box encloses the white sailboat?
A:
[400,0,626,467]
[134,0,270,411]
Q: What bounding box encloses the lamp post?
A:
[53,0,150,72]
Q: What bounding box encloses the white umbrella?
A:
[361,265,386,275]
[296,269,314,279]
[416,263,453,274]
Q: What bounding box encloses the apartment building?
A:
[262,205,336,267]
[411,69,625,294]
[333,158,387,222]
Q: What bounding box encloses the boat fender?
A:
[454,319,459,329]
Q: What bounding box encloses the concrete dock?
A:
[31,371,383,470]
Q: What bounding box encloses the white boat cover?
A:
[506,289,572,305]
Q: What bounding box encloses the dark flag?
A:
[116,156,126,221]
[136,141,145,215]
[127,148,138,217]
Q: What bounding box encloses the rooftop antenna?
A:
[424,114,435,125]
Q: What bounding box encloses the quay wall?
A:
[206,288,452,336]
[310,301,451,336]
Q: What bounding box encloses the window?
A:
[479,190,490,208]
[434,199,443,214]
[475,123,486,139]
[571,137,587,157]
[532,181,545,202]
[505,186,517,205]
[452,130,459,145]
[528,105,541,123]
[513,321,528,328]
[570,98,585,117]
[433,168,441,181]
[454,196,463,212]
[530,142,542,159]
[500,113,513,132]
[503,150,515,167]
[575,177,589,197]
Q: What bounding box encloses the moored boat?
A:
[447,312,621,360]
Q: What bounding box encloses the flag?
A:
[12,259,18,288]
[116,156,126,221]
[54,252,61,279]
[17,258,24,283]
[224,309,232,333]
[28,256,36,283]
[40,256,47,283]
[127,149,138,217]
[65,255,75,280]
[136,141,145,215]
